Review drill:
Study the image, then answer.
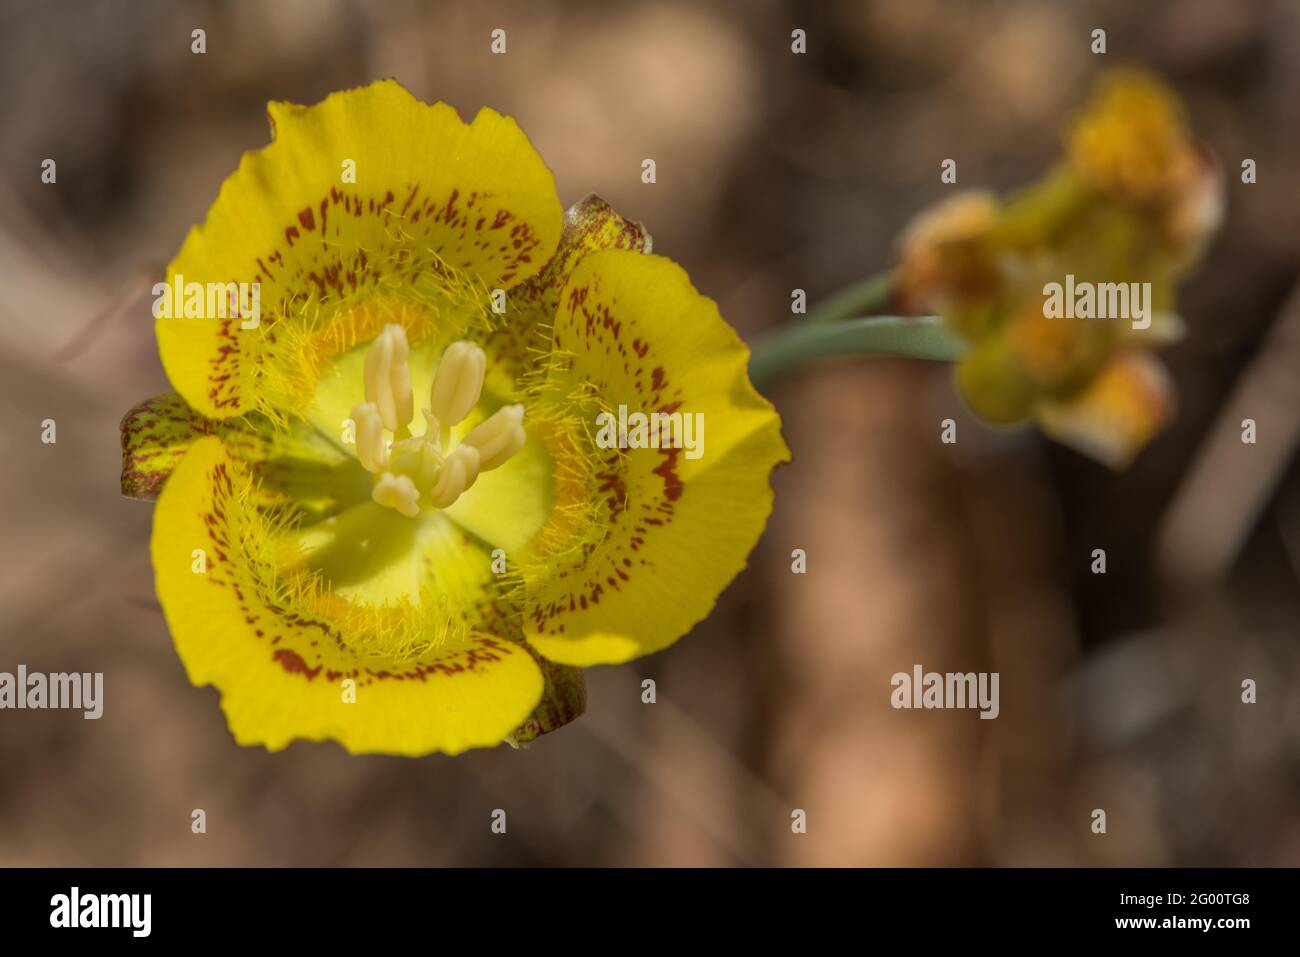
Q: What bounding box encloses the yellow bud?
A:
[895,190,1002,314]
[955,337,1037,425]
[1066,69,1197,209]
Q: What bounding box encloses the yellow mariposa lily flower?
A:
[896,69,1222,469]
[121,80,789,756]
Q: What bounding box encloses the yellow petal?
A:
[152,436,543,755]
[519,250,789,666]
[1035,352,1175,469]
[954,336,1037,425]
[157,80,563,420]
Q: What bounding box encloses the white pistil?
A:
[371,471,421,518]
[364,324,414,433]
[354,334,526,517]
[414,411,445,490]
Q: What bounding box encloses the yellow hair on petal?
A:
[158,80,563,420]
[494,360,610,610]
[216,455,485,665]
[258,258,498,425]
[268,564,475,664]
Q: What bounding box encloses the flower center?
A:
[350,325,526,517]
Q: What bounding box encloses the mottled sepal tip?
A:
[121,393,211,500]
[508,193,654,328]
[563,193,652,256]
[506,655,587,748]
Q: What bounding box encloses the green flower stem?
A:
[748,316,966,391]
[805,271,896,324]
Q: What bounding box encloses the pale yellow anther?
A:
[351,402,388,474]
[353,333,522,515]
[372,471,421,518]
[429,341,487,428]
[428,444,481,509]
[364,324,414,432]
[461,404,526,471]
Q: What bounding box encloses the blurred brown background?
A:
[1,0,1298,866]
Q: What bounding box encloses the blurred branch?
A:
[52,265,158,363]
[582,672,788,866]
[1156,277,1300,589]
